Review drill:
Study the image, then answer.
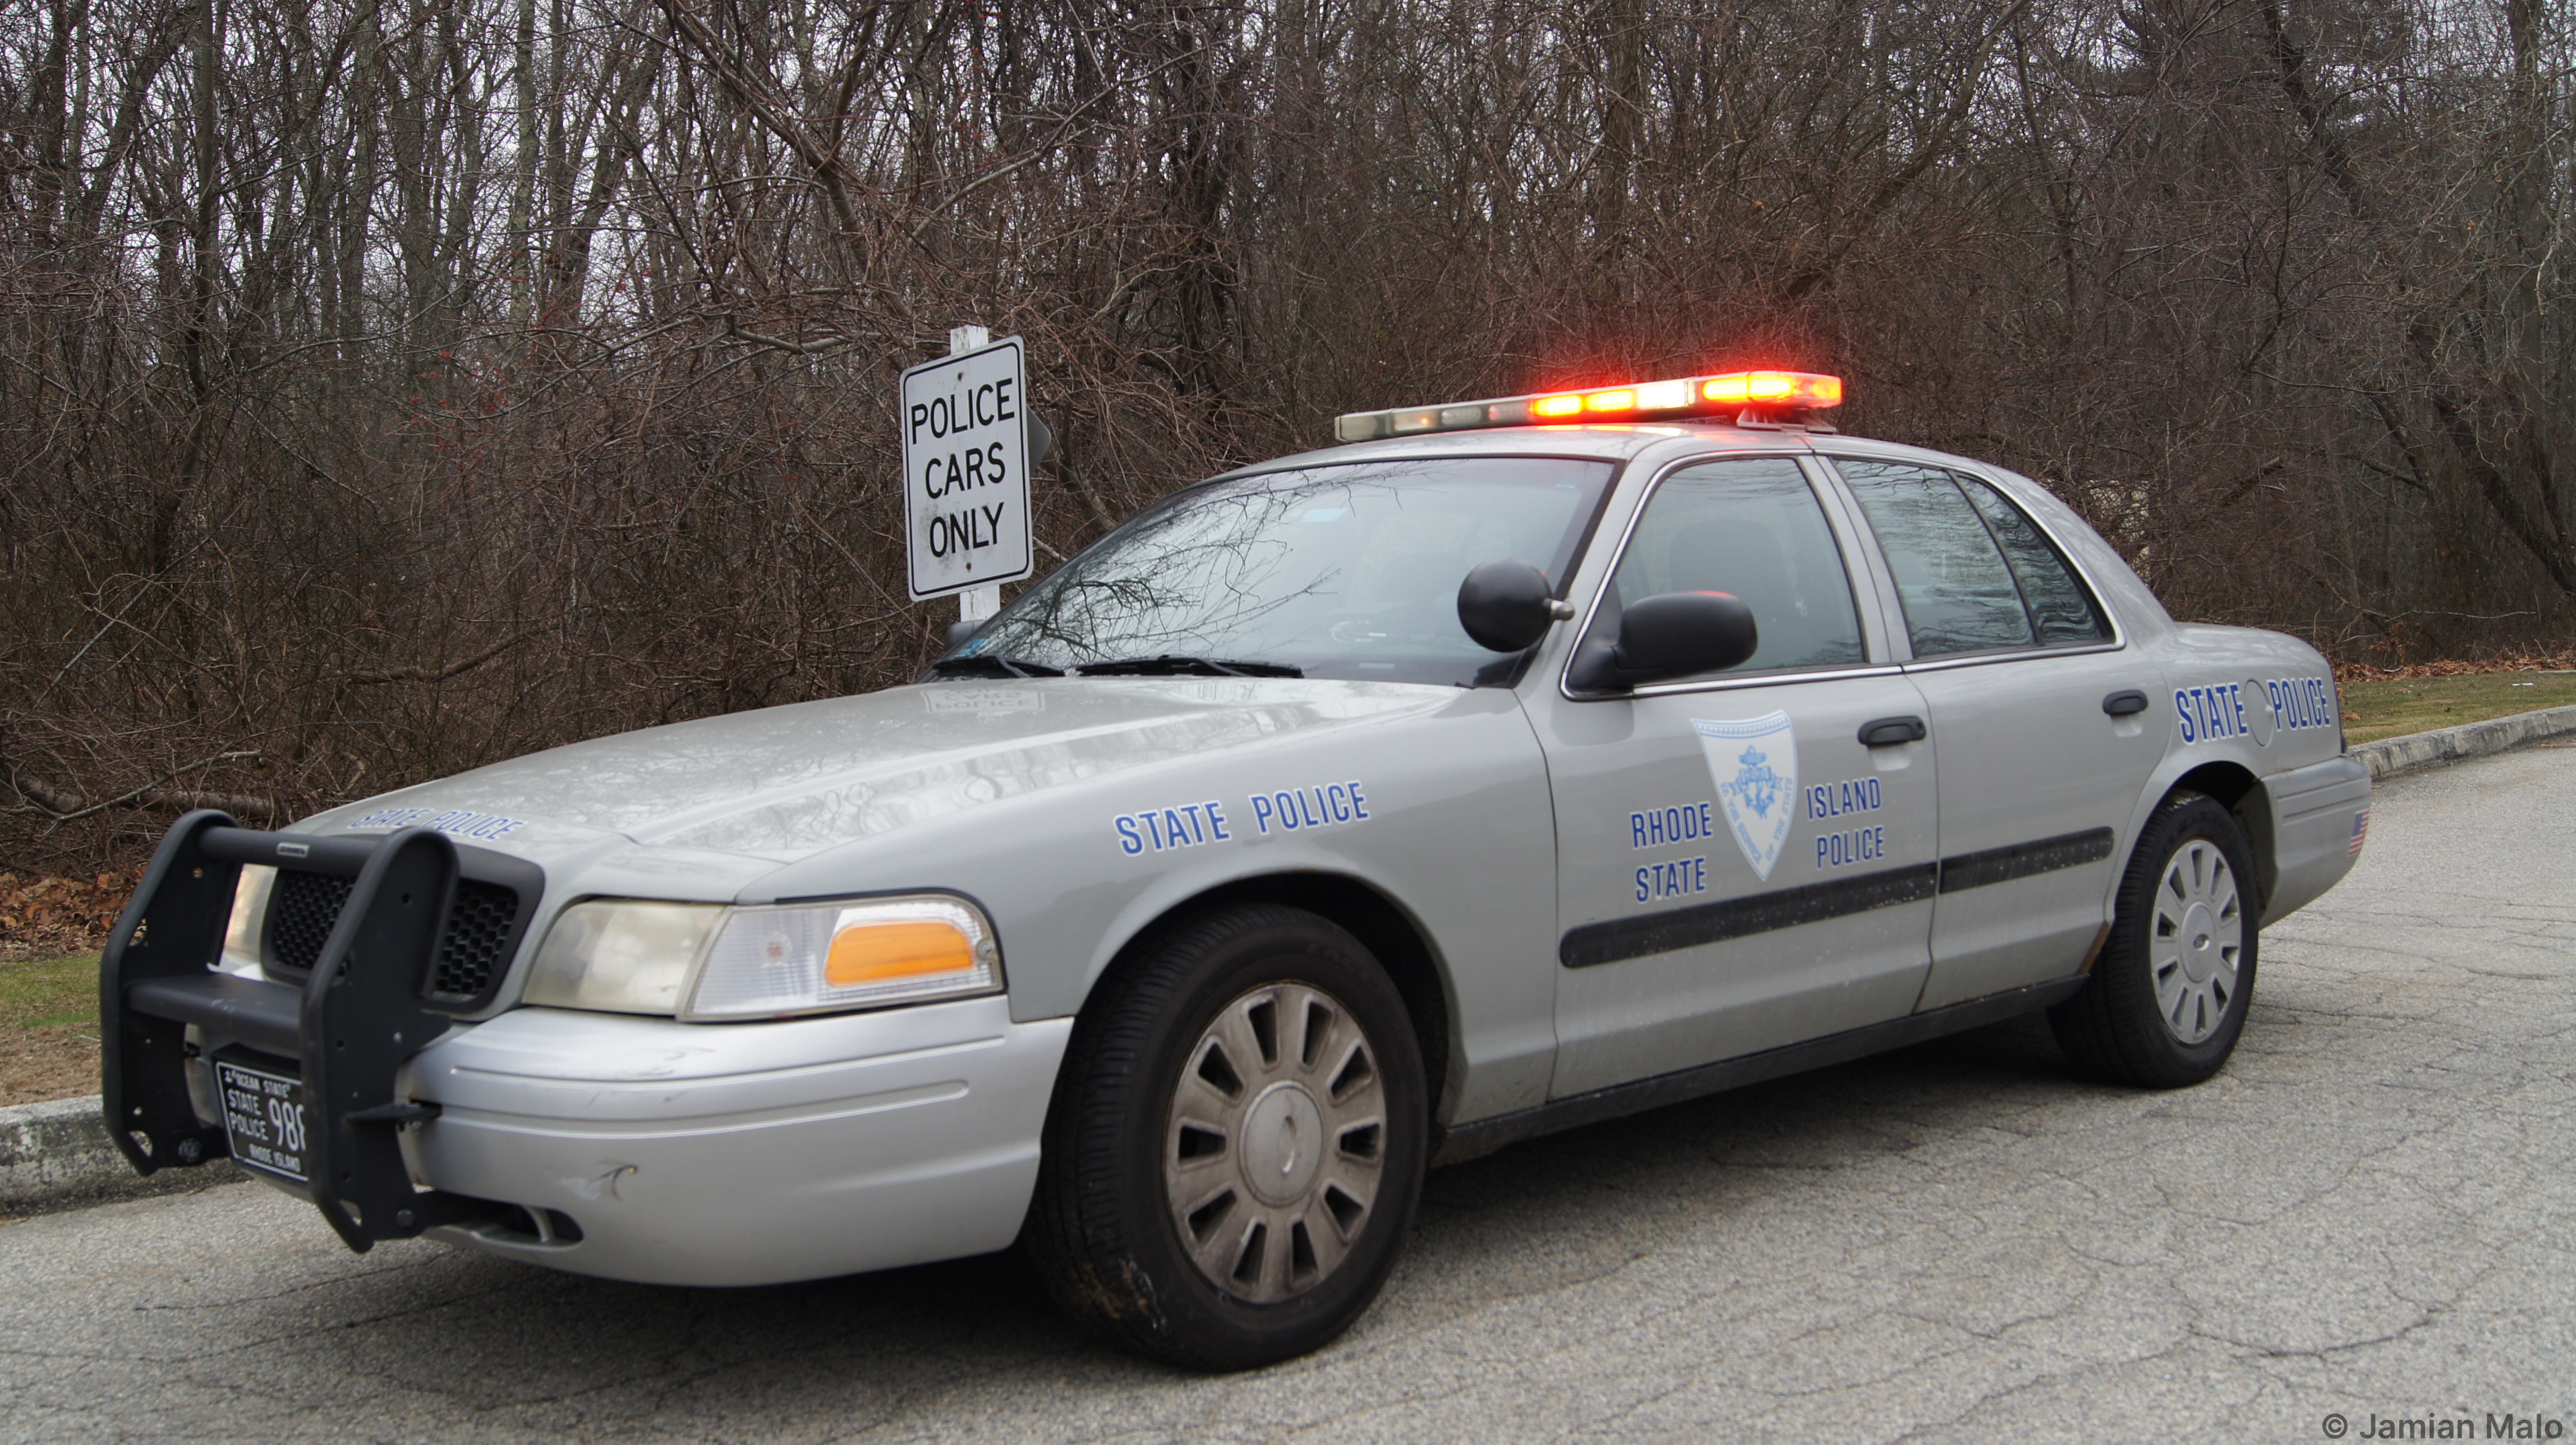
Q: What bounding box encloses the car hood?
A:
[301,678,1461,869]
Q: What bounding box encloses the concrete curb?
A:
[4,706,2573,1218]
[0,1097,117,1207]
[0,1095,241,1216]
[2347,703,2576,781]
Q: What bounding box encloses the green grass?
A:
[2337,672,2576,745]
[1,954,98,1030]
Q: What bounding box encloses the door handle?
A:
[1857,715,1927,747]
[2102,689,2149,717]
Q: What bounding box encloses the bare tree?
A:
[2,0,2569,875]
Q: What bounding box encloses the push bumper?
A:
[105,813,533,1249]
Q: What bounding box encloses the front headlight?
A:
[522,900,724,1014]
[685,895,1001,1020]
[222,864,275,972]
[519,894,1001,1020]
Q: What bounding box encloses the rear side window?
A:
[1598,457,1864,674]
[1958,477,2112,645]
[1837,462,2032,656]
[1835,461,2108,657]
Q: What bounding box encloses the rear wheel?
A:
[1025,904,1427,1370]
[2051,792,2260,1088]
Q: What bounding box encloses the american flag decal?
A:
[2349,809,2371,854]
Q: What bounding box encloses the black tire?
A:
[1024,903,1428,1370]
[2050,791,2261,1088]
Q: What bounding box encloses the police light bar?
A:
[1333,371,1843,443]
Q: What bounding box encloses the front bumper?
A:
[173,986,1072,1287]
[105,812,1073,1286]
[399,997,1069,1286]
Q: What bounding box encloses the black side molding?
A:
[1938,827,2116,894]
[2103,689,2150,717]
[1562,863,1936,969]
[1432,974,2091,1166]
[1858,715,1927,746]
[1561,827,2119,970]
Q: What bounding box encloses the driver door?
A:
[1523,456,1940,1098]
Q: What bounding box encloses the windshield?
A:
[949,457,1615,685]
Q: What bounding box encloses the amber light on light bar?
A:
[1335,370,1843,442]
[1704,372,1842,407]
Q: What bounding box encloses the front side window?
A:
[1589,457,1865,677]
[956,457,1613,685]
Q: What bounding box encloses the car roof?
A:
[1218,421,1817,478]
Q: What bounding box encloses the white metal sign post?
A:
[902,326,1033,614]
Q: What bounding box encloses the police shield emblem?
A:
[1695,712,1798,881]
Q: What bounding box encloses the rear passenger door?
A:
[1825,458,2166,1010]
[1525,455,1940,1098]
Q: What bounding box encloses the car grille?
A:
[431,880,522,998]
[268,871,525,1002]
[269,870,355,971]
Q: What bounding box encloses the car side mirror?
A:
[1565,591,1759,691]
[1457,559,1575,652]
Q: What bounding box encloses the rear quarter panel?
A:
[2133,625,2360,923]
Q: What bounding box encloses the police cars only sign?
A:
[900,336,1035,601]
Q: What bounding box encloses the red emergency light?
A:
[1335,371,1843,443]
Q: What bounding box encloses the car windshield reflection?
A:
[947,458,1614,686]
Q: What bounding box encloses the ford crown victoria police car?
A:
[103,371,2369,1369]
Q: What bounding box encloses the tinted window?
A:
[1837,461,2034,657]
[1959,477,2111,644]
[960,458,1613,685]
[1597,457,1864,674]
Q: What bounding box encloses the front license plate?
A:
[215,1057,311,1184]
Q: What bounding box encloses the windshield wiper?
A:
[927,653,1065,678]
[1073,655,1304,678]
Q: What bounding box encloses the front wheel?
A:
[1024,904,1428,1370]
[2051,791,2260,1088]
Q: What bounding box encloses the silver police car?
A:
[103,370,2369,1369]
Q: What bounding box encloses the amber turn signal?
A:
[825,919,979,985]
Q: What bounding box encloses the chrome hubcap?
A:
[1165,983,1387,1304]
[2151,839,2243,1045]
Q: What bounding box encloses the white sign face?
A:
[899,336,1035,600]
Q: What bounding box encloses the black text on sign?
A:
[900,337,1036,600]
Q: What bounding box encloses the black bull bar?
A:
[102,810,537,1250]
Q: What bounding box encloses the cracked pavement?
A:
[5,747,2572,1442]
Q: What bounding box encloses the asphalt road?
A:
[5,747,2572,1443]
